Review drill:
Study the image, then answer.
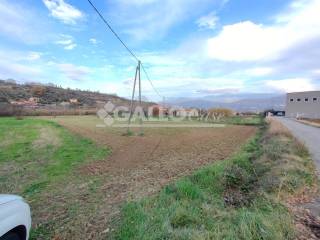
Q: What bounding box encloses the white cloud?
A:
[0,61,42,77]
[196,88,240,94]
[27,52,42,61]
[0,49,44,82]
[55,39,73,45]
[0,0,53,44]
[207,21,287,61]
[116,0,158,6]
[246,67,273,77]
[42,0,84,25]
[89,38,98,44]
[207,0,320,61]
[47,61,56,66]
[55,34,77,50]
[58,63,91,81]
[109,0,222,41]
[64,43,77,50]
[196,12,219,30]
[104,83,122,94]
[312,69,320,75]
[266,78,315,93]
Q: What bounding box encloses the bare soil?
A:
[41,116,256,239]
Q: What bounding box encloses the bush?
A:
[223,165,250,189]
[207,108,234,121]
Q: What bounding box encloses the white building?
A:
[285,91,320,119]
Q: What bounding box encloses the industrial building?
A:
[285,91,320,119]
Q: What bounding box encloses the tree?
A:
[207,108,234,121]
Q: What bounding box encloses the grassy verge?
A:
[0,117,110,239]
[115,118,317,240]
[223,115,263,126]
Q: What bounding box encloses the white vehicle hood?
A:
[0,194,23,205]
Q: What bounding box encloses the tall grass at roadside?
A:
[258,118,317,198]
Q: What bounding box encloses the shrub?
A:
[223,165,250,189]
[207,108,234,121]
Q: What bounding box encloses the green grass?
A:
[0,117,110,239]
[0,118,109,196]
[223,116,263,126]
[115,121,317,240]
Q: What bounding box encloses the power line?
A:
[87,0,164,100]
[87,0,139,63]
[141,63,162,99]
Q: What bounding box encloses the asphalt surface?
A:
[276,117,320,173]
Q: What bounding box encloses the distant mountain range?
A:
[167,93,286,112]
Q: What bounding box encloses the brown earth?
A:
[40,116,256,239]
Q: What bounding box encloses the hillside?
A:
[0,79,133,106]
[0,80,155,116]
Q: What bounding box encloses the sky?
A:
[0,0,319,101]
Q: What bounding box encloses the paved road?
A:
[276,117,320,173]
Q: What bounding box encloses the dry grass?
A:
[265,117,293,138]
[259,118,319,239]
[301,118,320,124]
[32,127,61,149]
[298,119,320,128]
[261,118,316,197]
[266,118,310,159]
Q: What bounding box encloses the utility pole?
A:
[138,61,144,135]
[128,61,143,135]
[128,62,139,133]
